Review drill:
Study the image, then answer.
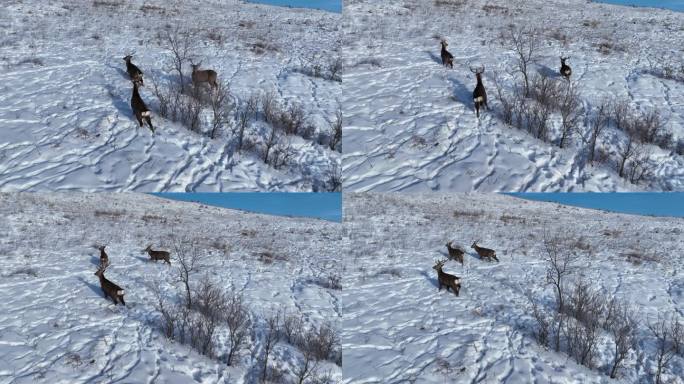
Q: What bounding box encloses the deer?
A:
[130,79,154,133]
[94,264,126,306]
[190,60,218,89]
[446,241,464,265]
[470,65,488,118]
[433,259,461,296]
[560,56,572,80]
[471,240,499,262]
[98,245,109,268]
[144,245,171,264]
[440,40,454,69]
[123,54,144,85]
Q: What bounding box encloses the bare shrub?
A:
[529,299,551,347]
[161,27,194,92]
[209,82,233,139]
[606,299,638,379]
[648,313,683,384]
[282,311,305,345]
[234,94,258,152]
[189,279,226,358]
[584,100,610,164]
[174,239,202,309]
[543,232,575,352]
[224,292,251,366]
[298,321,341,364]
[329,107,342,153]
[505,27,540,97]
[558,84,583,148]
[151,281,191,343]
[259,311,281,383]
[563,280,604,368]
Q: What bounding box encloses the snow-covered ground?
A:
[342,0,684,192]
[0,193,341,383]
[0,0,341,192]
[342,193,684,383]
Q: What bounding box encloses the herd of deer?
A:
[433,240,498,297]
[440,40,572,119]
[94,244,171,306]
[122,54,219,134]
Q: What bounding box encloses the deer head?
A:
[433,259,447,271]
[94,264,108,277]
[469,65,485,75]
[560,56,570,64]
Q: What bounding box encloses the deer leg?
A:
[454,284,460,296]
[145,116,154,132]
[135,113,143,127]
[119,296,126,306]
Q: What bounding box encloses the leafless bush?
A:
[558,84,583,148]
[530,299,551,347]
[173,239,202,309]
[283,311,305,345]
[648,313,683,384]
[161,27,193,92]
[329,107,342,153]
[150,77,204,133]
[543,232,575,352]
[583,100,611,164]
[298,321,341,364]
[259,311,282,383]
[260,91,278,124]
[209,82,233,139]
[234,94,258,153]
[8,267,39,277]
[505,26,540,97]
[224,292,251,366]
[262,126,294,169]
[189,279,226,358]
[563,280,604,368]
[529,73,563,109]
[151,281,191,343]
[606,299,638,379]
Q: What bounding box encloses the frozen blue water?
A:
[508,193,684,218]
[246,0,342,13]
[595,0,684,11]
[152,193,342,222]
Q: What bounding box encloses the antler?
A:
[469,65,485,74]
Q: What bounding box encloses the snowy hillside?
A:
[0,0,341,192]
[0,193,341,383]
[342,0,684,192]
[342,193,683,383]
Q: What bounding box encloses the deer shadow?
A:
[106,63,130,81]
[89,255,102,267]
[536,64,560,78]
[105,84,131,117]
[420,269,439,289]
[426,50,443,65]
[79,276,103,297]
[134,256,150,263]
[447,76,472,106]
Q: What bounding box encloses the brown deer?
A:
[440,40,454,68]
[98,245,109,268]
[190,61,218,89]
[470,65,488,118]
[446,241,464,265]
[471,240,499,262]
[123,54,144,85]
[433,259,461,296]
[94,265,125,306]
[144,245,171,264]
[560,56,572,80]
[130,79,154,133]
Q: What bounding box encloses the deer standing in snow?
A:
[144,245,171,264]
[130,79,154,133]
[123,54,144,85]
[471,240,499,262]
[470,65,488,118]
[440,40,454,68]
[446,241,464,265]
[433,259,461,296]
[560,56,572,80]
[94,264,126,306]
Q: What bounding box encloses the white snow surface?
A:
[342,0,684,192]
[342,193,684,383]
[0,0,340,191]
[0,193,341,383]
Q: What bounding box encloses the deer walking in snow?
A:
[94,264,126,306]
[471,240,499,262]
[470,65,488,118]
[433,259,461,296]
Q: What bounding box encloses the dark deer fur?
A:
[145,245,170,264]
[191,62,218,89]
[446,241,464,265]
[440,41,454,69]
[560,56,572,80]
[470,65,488,118]
[98,245,109,267]
[471,240,499,262]
[94,265,125,306]
[131,80,154,133]
[123,54,144,85]
[433,259,461,296]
